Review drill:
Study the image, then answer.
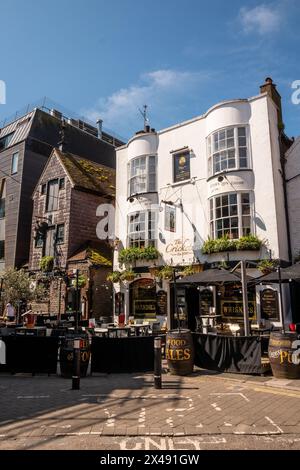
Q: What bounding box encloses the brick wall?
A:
[68,190,111,258]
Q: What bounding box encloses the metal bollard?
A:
[72,338,81,390]
[154,336,162,389]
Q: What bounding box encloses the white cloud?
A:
[84,69,210,137]
[239,4,281,35]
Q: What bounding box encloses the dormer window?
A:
[128,155,156,197]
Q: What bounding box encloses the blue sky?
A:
[0,0,300,138]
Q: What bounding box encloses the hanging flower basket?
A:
[158,266,174,280]
[106,271,122,283]
[120,270,136,282]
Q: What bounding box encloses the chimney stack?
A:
[260,77,283,127]
[96,118,103,140]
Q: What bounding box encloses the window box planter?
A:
[119,246,160,265]
[202,234,263,254]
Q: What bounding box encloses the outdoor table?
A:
[15,327,47,336]
[250,326,272,336]
[94,328,109,337]
[130,324,150,336]
[107,326,131,338]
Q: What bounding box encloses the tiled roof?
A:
[55,149,115,198]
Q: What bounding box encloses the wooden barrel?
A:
[166,329,194,376]
[268,331,300,379]
[60,333,91,378]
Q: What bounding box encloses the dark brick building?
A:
[29,148,116,320]
[0,105,123,271]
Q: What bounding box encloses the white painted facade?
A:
[113,87,292,326]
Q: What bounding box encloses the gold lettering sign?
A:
[166,239,193,255]
[221,300,256,319]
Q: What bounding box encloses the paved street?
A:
[1,369,300,450]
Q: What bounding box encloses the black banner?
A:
[91,336,155,373]
[193,333,266,374]
[0,336,59,374]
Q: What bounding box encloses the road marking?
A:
[17,395,50,399]
[104,409,116,427]
[265,416,283,434]
[119,436,227,451]
[166,417,174,427]
[211,403,222,411]
[210,392,250,402]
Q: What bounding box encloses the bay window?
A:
[207,126,249,176]
[128,210,157,248]
[128,155,156,197]
[209,192,252,239]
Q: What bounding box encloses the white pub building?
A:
[112,78,297,332]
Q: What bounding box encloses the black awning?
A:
[177,268,252,284]
[259,262,300,282]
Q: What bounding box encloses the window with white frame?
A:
[128,210,157,248]
[209,192,252,239]
[128,155,156,197]
[207,126,248,176]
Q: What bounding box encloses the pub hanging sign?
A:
[173,151,190,183]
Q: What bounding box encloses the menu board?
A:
[260,289,279,321]
[199,289,213,316]
[156,290,167,316]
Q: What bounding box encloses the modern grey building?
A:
[0,105,123,271]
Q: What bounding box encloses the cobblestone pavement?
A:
[1,370,300,450]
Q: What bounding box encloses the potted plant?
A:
[71,273,87,288]
[257,259,277,275]
[106,271,122,283]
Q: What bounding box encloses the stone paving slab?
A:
[0,371,300,450]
